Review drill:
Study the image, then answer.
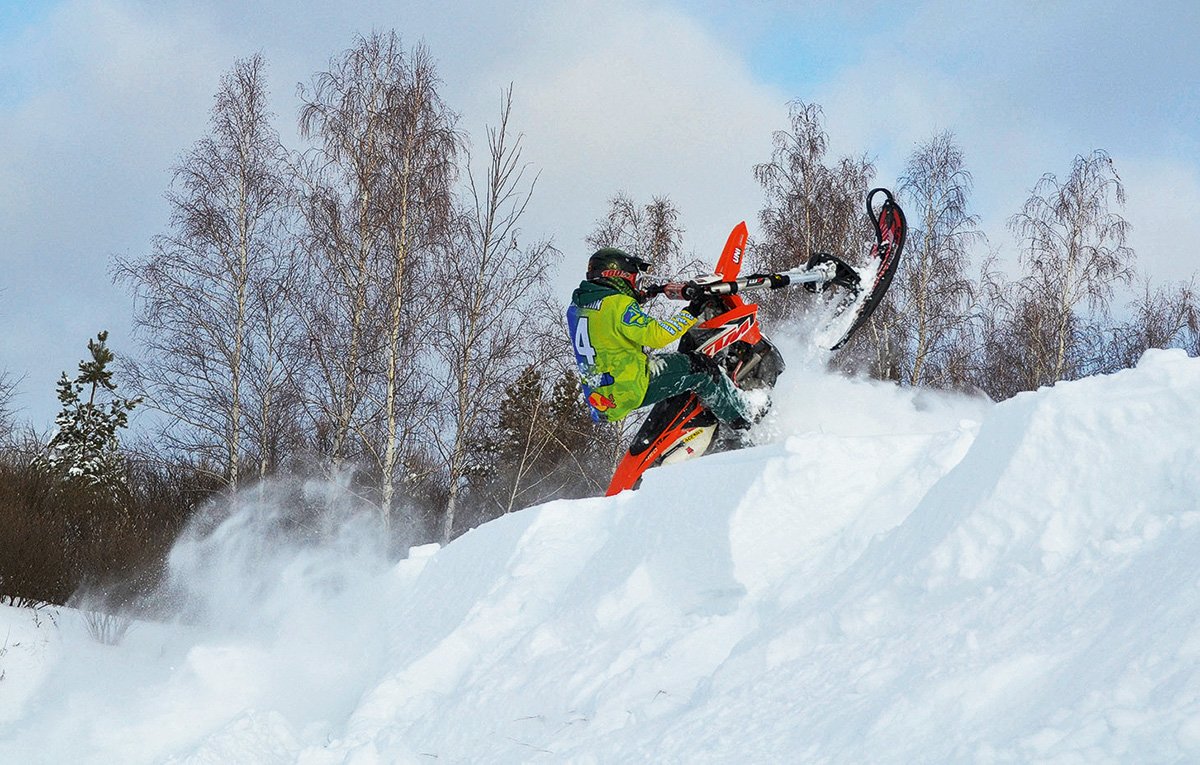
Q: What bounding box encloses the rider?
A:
[566,247,752,429]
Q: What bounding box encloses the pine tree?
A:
[474,365,555,518]
[37,332,140,492]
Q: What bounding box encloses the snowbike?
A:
[605,187,906,496]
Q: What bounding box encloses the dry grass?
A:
[0,452,214,617]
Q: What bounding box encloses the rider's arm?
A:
[611,296,698,350]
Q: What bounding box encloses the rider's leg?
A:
[640,352,749,424]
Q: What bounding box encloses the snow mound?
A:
[2,349,1199,763]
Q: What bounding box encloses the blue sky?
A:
[0,1,53,104]
[0,1,51,34]
[2,0,1198,428]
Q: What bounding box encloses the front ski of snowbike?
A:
[605,188,906,496]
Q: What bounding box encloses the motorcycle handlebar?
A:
[648,268,824,301]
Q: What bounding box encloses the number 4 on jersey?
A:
[571,311,596,367]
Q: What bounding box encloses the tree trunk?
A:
[381,149,414,528]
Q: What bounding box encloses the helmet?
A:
[586,247,652,297]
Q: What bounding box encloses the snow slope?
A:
[2,347,1199,763]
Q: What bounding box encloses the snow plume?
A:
[0,472,426,764]
[159,472,390,633]
[762,328,991,439]
[144,472,404,726]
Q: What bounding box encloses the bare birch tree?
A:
[0,370,17,442]
[585,193,700,280]
[297,33,458,529]
[1007,149,1135,386]
[242,271,304,478]
[296,36,394,468]
[371,44,458,526]
[114,55,293,490]
[752,100,876,323]
[432,87,555,542]
[896,131,983,388]
[1105,278,1199,370]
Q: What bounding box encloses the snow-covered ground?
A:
[2,345,1199,763]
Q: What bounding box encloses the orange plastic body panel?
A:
[715,221,748,280]
[698,302,762,348]
[605,396,705,496]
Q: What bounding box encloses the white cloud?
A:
[0,2,233,223]
[496,1,788,284]
[0,1,242,427]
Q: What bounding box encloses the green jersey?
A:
[567,280,698,421]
